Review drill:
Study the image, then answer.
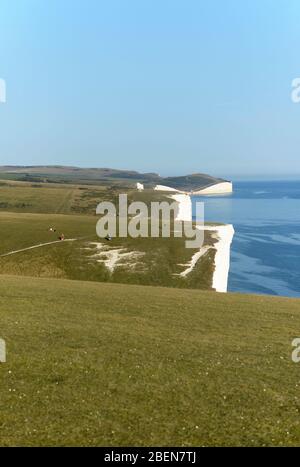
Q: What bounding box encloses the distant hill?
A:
[0,165,226,190]
[0,165,160,181]
[163,173,226,191]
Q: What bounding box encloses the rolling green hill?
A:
[0,182,217,290]
[0,179,124,215]
[0,211,215,289]
[163,173,226,191]
[0,165,226,191]
[0,275,300,446]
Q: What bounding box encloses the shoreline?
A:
[169,194,235,293]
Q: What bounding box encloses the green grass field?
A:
[0,275,300,446]
[0,179,127,215]
[0,211,215,289]
[1,177,300,447]
[0,179,186,216]
[0,179,217,290]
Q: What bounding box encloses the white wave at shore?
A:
[170,194,235,293]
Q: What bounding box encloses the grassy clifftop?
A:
[0,181,217,290]
[0,275,300,446]
[162,173,226,191]
[0,211,215,289]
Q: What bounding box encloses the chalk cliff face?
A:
[210,224,235,293]
[136,182,144,191]
[169,193,235,293]
[193,182,233,195]
[169,194,192,221]
[153,181,233,195]
[154,184,181,192]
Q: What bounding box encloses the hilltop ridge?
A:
[0,165,227,191]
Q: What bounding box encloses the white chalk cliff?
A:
[154,181,233,195]
[193,182,233,195]
[197,224,235,293]
[136,182,144,191]
[169,194,192,222]
[170,194,234,293]
[154,184,182,192]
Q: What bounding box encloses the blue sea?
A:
[192,181,300,298]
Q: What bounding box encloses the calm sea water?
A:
[192,181,300,298]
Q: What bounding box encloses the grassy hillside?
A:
[0,179,185,215]
[163,173,226,191]
[0,182,217,290]
[0,179,131,215]
[0,212,215,289]
[0,275,300,446]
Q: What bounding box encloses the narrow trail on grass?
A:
[0,239,77,257]
[174,245,211,277]
[0,235,94,258]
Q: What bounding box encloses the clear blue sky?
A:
[0,0,300,178]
